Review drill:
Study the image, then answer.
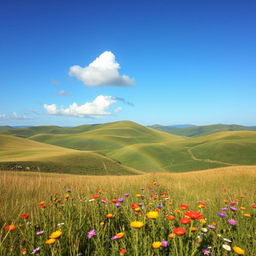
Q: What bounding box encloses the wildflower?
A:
[31,247,41,254]
[118,198,124,202]
[91,194,100,199]
[186,211,203,219]
[115,203,121,207]
[221,207,228,211]
[200,219,207,224]
[230,207,237,212]
[229,201,236,206]
[21,248,27,255]
[180,217,191,225]
[157,205,163,209]
[119,248,127,254]
[38,201,45,206]
[57,222,65,227]
[198,202,206,208]
[87,229,96,238]
[168,233,175,238]
[36,231,44,236]
[111,199,118,203]
[208,225,216,229]
[21,214,30,219]
[161,241,168,247]
[223,238,232,243]
[252,204,256,208]
[130,221,144,229]
[201,228,208,233]
[173,227,186,236]
[152,241,162,248]
[146,211,159,219]
[228,219,237,226]
[180,204,189,210]
[124,193,129,197]
[4,225,15,231]
[99,221,105,226]
[201,249,210,255]
[45,238,56,245]
[106,214,114,219]
[218,213,227,218]
[240,206,246,210]
[167,215,175,220]
[111,232,125,240]
[50,230,62,239]
[190,227,197,232]
[222,244,231,251]
[101,199,107,203]
[244,213,251,217]
[233,246,245,255]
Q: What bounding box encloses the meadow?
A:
[0,166,255,255]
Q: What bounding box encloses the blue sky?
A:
[0,0,256,126]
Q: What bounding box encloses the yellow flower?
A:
[135,194,141,198]
[116,232,125,238]
[152,241,162,248]
[146,211,159,219]
[106,214,114,219]
[168,233,175,238]
[200,219,206,224]
[233,246,245,255]
[99,221,105,226]
[244,213,251,217]
[50,230,62,239]
[130,221,145,229]
[45,238,56,245]
[134,207,141,212]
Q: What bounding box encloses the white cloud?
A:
[51,80,60,85]
[68,51,134,87]
[0,112,31,120]
[58,90,71,97]
[44,95,118,118]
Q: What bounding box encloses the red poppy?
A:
[173,227,186,236]
[185,211,204,220]
[180,217,191,224]
[131,203,138,209]
[91,194,100,199]
[119,248,127,254]
[111,199,118,203]
[21,214,30,219]
[252,204,256,208]
[167,215,175,220]
[180,204,189,210]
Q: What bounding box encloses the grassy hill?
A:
[1,121,256,174]
[150,124,256,137]
[0,135,141,175]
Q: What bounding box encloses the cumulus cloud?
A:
[58,90,72,97]
[0,112,31,120]
[44,95,118,118]
[68,51,134,87]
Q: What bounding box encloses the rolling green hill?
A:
[1,121,256,174]
[149,124,256,137]
[0,135,141,175]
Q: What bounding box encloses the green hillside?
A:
[1,121,256,174]
[150,124,256,137]
[0,135,141,175]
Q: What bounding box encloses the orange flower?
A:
[166,215,175,220]
[119,248,127,254]
[4,225,15,231]
[111,199,118,203]
[190,227,197,232]
[180,217,191,225]
[233,246,245,255]
[168,233,176,238]
[185,211,204,220]
[180,204,189,210]
[91,194,100,199]
[106,214,114,219]
[198,202,206,208]
[173,227,186,236]
[45,238,56,245]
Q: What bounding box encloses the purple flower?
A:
[87,229,96,238]
[111,235,118,240]
[124,193,129,197]
[218,213,227,218]
[115,203,121,208]
[161,241,168,247]
[201,249,211,255]
[228,219,237,226]
[230,207,237,212]
[223,238,232,243]
[221,207,228,211]
[118,198,124,202]
[208,225,216,229]
[157,205,163,209]
[31,247,41,254]
[138,202,143,206]
[36,230,44,236]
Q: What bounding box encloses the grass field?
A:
[0,166,255,255]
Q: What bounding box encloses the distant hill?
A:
[150,124,256,137]
[1,121,256,174]
[0,134,141,175]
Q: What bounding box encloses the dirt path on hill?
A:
[186,147,236,166]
